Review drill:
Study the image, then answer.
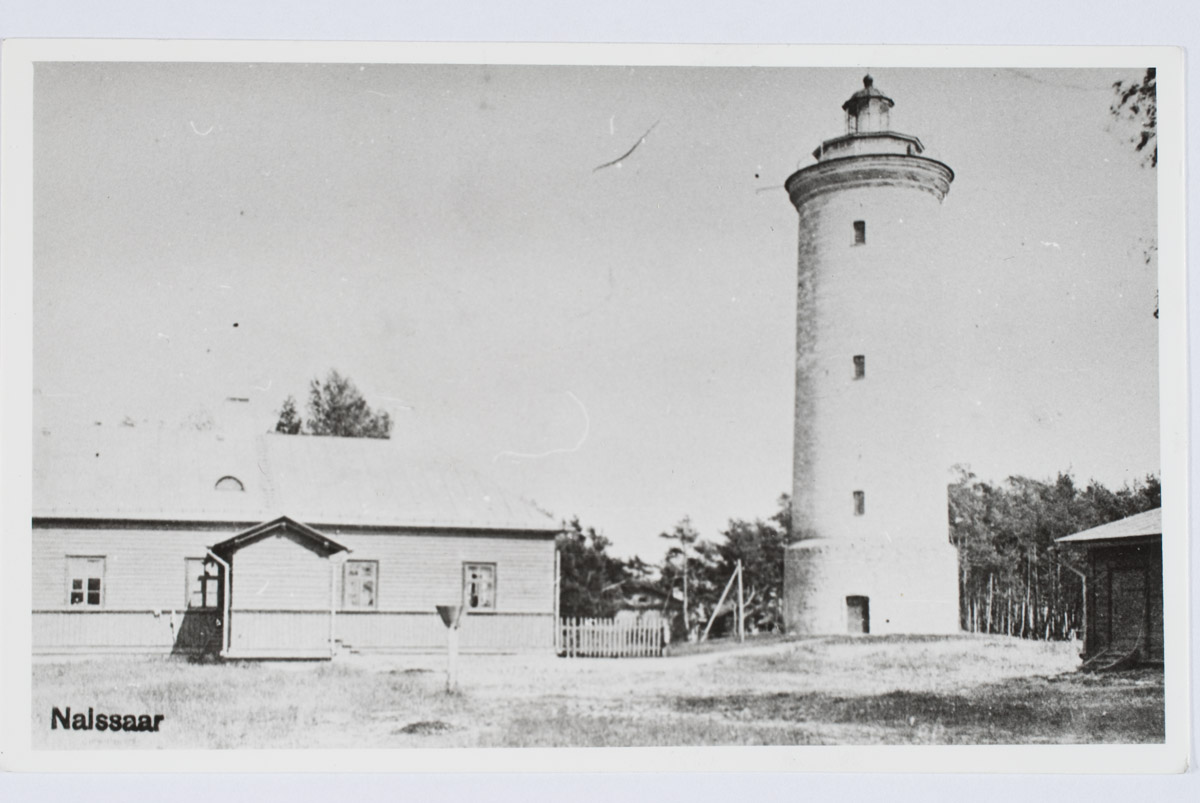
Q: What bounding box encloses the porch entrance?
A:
[209,516,348,659]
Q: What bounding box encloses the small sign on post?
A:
[436,603,465,692]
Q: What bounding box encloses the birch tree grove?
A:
[556,472,1158,645]
[949,467,1160,641]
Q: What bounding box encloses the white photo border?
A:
[0,39,1188,775]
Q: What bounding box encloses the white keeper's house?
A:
[33,421,560,659]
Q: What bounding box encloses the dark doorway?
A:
[846,595,870,634]
[1109,567,1146,654]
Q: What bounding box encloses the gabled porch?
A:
[208,516,349,659]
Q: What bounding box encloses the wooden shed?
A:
[1056,508,1163,666]
[33,426,561,658]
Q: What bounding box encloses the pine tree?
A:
[275,395,302,434]
[273,370,392,439]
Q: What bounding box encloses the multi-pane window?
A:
[343,560,378,610]
[853,220,866,245]
[853,491,866,516]
[67,556,105,607]
[463,563,496,611]
[853,355,865,379]
[185,557,220,609]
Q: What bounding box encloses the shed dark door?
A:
[846,596,870,634]
[1109,567,1146,653]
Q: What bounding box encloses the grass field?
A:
[32,635,1164,748]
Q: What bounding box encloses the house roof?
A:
[34,425,559,533]
[1056,508,1162,544]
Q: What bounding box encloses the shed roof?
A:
[1056,508,1162,544]
[34,426,559,533]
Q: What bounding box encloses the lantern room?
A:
[843,75,893,133]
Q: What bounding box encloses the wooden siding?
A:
[33,610,220,653]
[1089,551,1110,653]
[1147,546,1164,659]
[324,530,555,614]
[33,525,222,610]
[459,613,552,650]
[228,610,332,656]
[32,610,552,654]
[33,521,556,653]
[229,531,333,612]
[336,612,553,651]
[1085,539,1164,662]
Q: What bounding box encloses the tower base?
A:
[783,538,960,636]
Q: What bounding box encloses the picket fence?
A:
[557,617,664,658]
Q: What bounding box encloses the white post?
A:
[736,560,745,643]
[681,568,689,635]
[441,580,470,692]
[437,603,466,693]
[328,559,337,658]
[206,549,232,656]
[553,549,561,654]
[446,626,459,692]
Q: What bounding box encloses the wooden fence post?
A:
[556,616,672,659]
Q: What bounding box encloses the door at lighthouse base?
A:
[846,595,870,634]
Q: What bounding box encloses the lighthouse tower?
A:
[782,76,960,635]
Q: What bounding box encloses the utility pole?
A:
[736,560,745,642]
[681,561,689,633]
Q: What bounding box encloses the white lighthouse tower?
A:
[782,76,960,635]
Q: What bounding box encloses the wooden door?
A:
[846,595,870,634]
[1109,567,1146,654]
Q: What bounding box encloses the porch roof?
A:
[209,515,349,558]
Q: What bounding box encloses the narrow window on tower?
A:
[853,355,865,379]
[853,220,866,245]
[853,491,865,516]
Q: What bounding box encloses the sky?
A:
[32,63,1160,560]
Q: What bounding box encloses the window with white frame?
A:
[343,560,378,610]
[67,556,105,607]
[185,557,220,609]
[463,562,496,611]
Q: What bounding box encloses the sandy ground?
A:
[320,635,1091,745]
[341,634,1081,696]
[35,635,1160,749]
